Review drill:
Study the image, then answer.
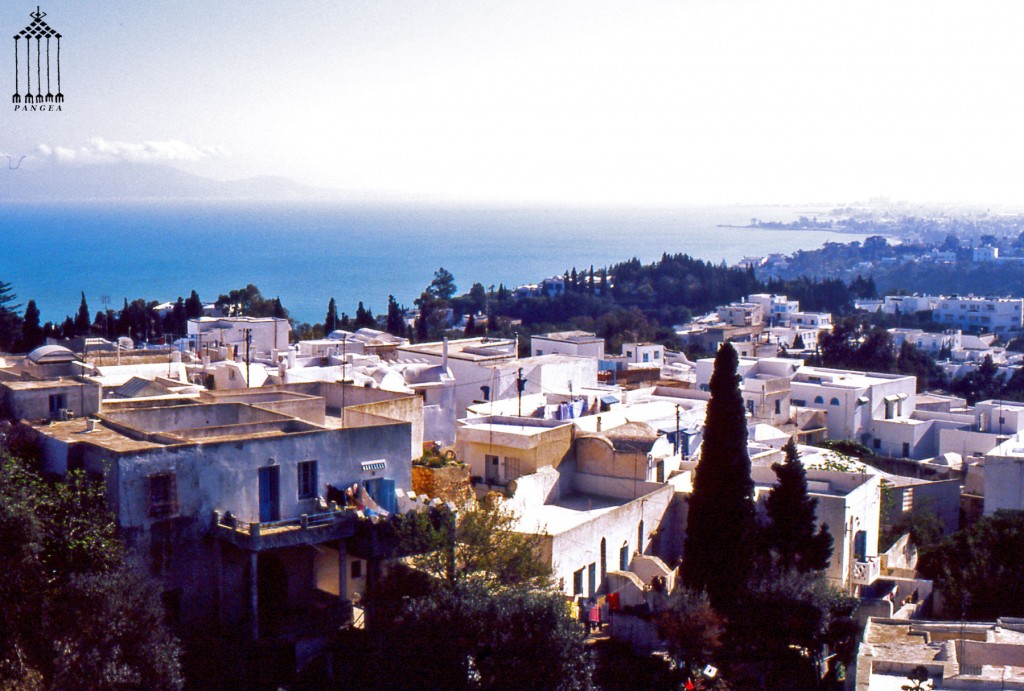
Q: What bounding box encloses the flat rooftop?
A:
[398,337,516,362]
[515,492,630,535]
[534,331,602,344]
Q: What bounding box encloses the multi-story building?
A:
[934,296,1024,335]
[188,316,292,359]
[21,382,420,641]
[746,293,800,326]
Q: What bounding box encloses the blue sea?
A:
[0,202,867,325]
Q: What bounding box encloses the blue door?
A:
[364,478,397,514]
[259,466,280,522]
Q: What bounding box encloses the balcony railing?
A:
[211,508,357,551]
[852,557,880,586]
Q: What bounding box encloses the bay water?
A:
[0,202,866,325]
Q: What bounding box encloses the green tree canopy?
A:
[763,439,833,573]
[214,284,289,319]
[384,581,591,691]
[919,509,1024,619]
[184,290,204,320]
[0,451,182,688]
[428,267,457,302]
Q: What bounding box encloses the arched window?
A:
[814,395,824,405]
[830,397,840,406]
[637,521,645,555]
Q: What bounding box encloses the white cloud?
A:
[34,138,227,165]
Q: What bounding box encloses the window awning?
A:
[361,459,387,472]
[600,395,620,405]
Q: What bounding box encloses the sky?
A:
[3,0,1024,206]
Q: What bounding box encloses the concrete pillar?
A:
[249,552,259,640]
[214,540,224,626]
[337,540,349,602]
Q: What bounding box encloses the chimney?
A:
[442,336,449,372]
[596,416,602,432]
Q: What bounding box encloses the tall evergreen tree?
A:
[20,300,43,352]
[427,267,457,302]
[764,439,833,573]
[74,292,91,336]
[684,342,755,610]
[386,295,405,337]
[324,297,339,334]
[0,280,22,352]
[354,301,376,329]
[184,290,204,320]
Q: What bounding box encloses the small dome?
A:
[27,345,76,364]
[603,421,660,453]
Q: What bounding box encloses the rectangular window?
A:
[298,461,318,500]
[48,393,67,416]
[873,438,882,450]
[620,544,629,571]
[902,442,910,458]
[148,473,178,517]
[351,559,363,579]
[588,563,597,596]
[573,568,584,596]
[774,399,781,415]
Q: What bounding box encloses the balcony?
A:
[211,508,357,552]
[852,557,880,586]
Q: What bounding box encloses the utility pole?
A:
[675,405,681,456]
[517,367,525,417]
[242,328,252,388]
[341,337,348,426]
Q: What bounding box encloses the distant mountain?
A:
[0,162,336,202]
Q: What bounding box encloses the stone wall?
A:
[411,464,473,505]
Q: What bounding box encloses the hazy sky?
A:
[3,1,1023,205]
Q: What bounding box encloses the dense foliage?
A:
[383,581,592,691]
[919,510,1024,619]
[0,449,182,689]
[763,439,834,573]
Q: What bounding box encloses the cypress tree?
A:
[386,295,405,337]
[354,301,376,329]
[325,298,339,334]
[764,438,833,573]
[20,300,43,352]
[74,292,91,336]
[683,342,755,610]
[184,290,203,320]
